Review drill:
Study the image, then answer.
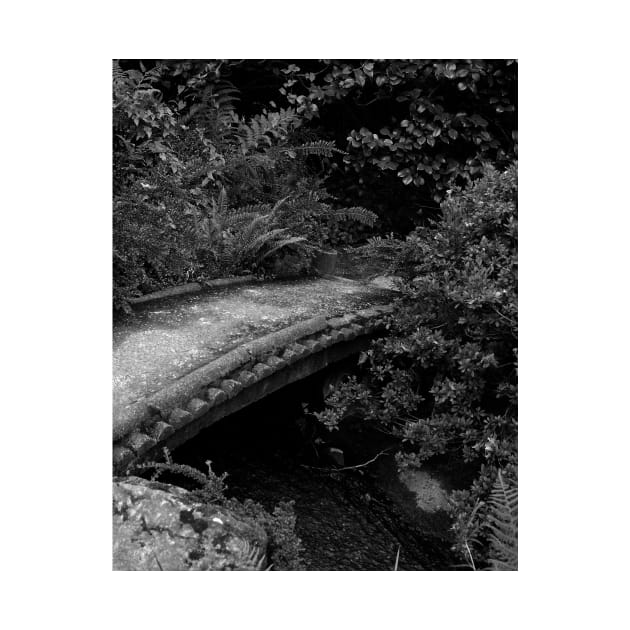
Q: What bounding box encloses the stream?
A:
[164,367,468,570]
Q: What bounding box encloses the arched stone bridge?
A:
[113,276,396,474]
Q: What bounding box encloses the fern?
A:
[362,234,403,263]
[207,83,240,112]
[234,227,301,261]
[237,225,286,256]
[283,140,347,157]
[189,183,372,276]
[134,447,228,504]
[238,109,301,155]
[197,190,307,272]
[178,82,241,154]
[238,117,272,153]
[112,59,125,82]
[239,540,268,571]
[213,187,229,217]
[485,471,518,570]
[262,235,308,259]
[324,206,378,227]
[181,82,239,125]
[223,206,271,226]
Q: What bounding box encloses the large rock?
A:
[398,469,450,513]
[113,476,268,571]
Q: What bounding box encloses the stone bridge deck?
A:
[113,275,397,473]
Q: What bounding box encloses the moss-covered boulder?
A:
[113,476,267,571]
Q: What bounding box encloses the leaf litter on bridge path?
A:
[113,273,396,413]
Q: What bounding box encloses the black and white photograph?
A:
[112,58,518,571]
[7,2,630,625]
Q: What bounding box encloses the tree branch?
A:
[301,448,392,472]
[492,306,517,327]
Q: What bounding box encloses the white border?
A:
[3,1,628,627]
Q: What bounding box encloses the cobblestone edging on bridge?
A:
[113,304,394,473]
[127,276,256,306]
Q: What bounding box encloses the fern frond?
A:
[135,460,209,487]
[305,189,327,202]
[285,140,347,157]
[236,108,301,155]
[180,82,240,128]
[112,60,125,82]
[207,83,240,111]
[235,213,276,244]
[238,118,271,154]
[269,196,290,215]
[213,188,230,219]
[326,206,378,227]
[225,201,272,217]
[240,541,267,571]
[223,208,269,226]
[259,235,308,260]
[162,447,173,465]
[241,227,289,257]
[485,470,518,570]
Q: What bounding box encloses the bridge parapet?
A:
[113,304,394,474]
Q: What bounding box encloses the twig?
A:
[357,96,386,107]
[492,306,517,327]
[372,425,402,438]
[301,448,392,472]
[394,545,401,571]
[464,541,476,571]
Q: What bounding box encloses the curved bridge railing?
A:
[113,304,393,474]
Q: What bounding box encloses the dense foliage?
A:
[114,59,517,310]
[278,59,517,228]
[113,60,376,311]
[114,59,518,569]
[315,164,517,568]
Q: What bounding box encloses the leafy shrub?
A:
[113,176,203,306]
[113,62,209,308]
[224,498,304,570]
[277,59,517,228]
[315,163,517,568]
[113,61,378,309]
[113,61,180,180]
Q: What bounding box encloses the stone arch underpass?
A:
[113,278,396,474]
